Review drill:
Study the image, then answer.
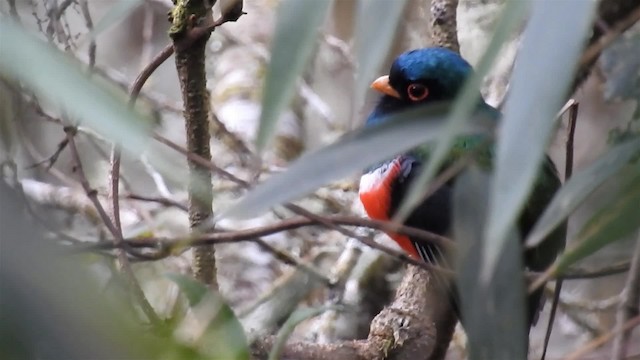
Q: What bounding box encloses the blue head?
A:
[366,47,478,126]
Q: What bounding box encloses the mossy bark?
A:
[171,0,217,287]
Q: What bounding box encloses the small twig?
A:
[26,136,70,170]
[130,45,174,103]
[66,127,160,325]
[79,0,96,70]
[108,147,123,235]
[128,4,247,99]
[541,101,579,360]
[66,128,121,239]
[140,153,174,199]
[578,7,640,70]
[564,315,640,360]
[565,102,579,181]
[54,0,74,20]
[125,193,188,212]
[611,232,640,359]
[548,288,621,313]
[562,260,631,280]
[73,214,456,276]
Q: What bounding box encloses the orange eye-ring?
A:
[407,84,428,101]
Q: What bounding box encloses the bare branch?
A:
[612,232,640,359]
[66,128,160,325]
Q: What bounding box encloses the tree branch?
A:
[611,232,640,359]
[250,266,454,360]
[170,0,217,287]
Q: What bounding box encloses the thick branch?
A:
[171,0,217,287]
[250,266,455,360]
[429,0,459,52]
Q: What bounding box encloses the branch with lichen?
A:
[170,0,217,287]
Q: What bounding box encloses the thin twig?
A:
[79,0,96,70]
[125,193,188,212]
[26,136,70,170]
[108,147,123,235]
[564,315,640,360]
[73,214,456,276]
[66,127,160,325]
[612,231,640,359]
[565,102,579,181]
[541,101,580,360]
[562,260,631,279]
[578,7,640,70]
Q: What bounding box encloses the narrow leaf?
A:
[392,0,529,222]
[354,0,408,107]
[0,21,152,157]
[483,0,597,280]
[526,138,640,248]
[454,167,527,360]
[171,275,250,360]
[554,167,640,273]
[255,0,332,152]
[222,103,495,219]
[166,273,208,307]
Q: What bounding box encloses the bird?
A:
[358,47,566,329]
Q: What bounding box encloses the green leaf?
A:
[354,0,407,107]
[269,306,335,360]
[483,0,597,281]
[255,0,332,152]
[166,273,208,307]
[554,166,640,273]
[392,0,529,222]
[195,294,250,360]
[222,103,495,219]
[171,275,250,360]
[0,21,152,158]
[526,138,640,248]
[454,167,527,360]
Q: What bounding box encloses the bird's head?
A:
[367,47,475,126]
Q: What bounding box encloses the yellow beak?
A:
[371,75,401,99]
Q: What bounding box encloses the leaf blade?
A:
[0,21,152,157]
[526,138,640,248]
[555,167,640,273]
[255,0,333,152]
[483,0,597,280]
[354,0,408,108]
[454,167,527,359]
[223,103,495,219]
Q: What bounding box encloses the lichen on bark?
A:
[170,0,218,287]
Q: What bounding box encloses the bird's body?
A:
[359,47,565,327]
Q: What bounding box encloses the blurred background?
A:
[1,0,639,359]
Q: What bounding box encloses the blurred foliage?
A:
[601,29,640,143]
[1,0,639,359]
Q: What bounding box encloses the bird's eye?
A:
[407,84,428,101]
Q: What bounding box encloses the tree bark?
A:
[170,0,217,287]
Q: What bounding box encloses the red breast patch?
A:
[359,160,421,259]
